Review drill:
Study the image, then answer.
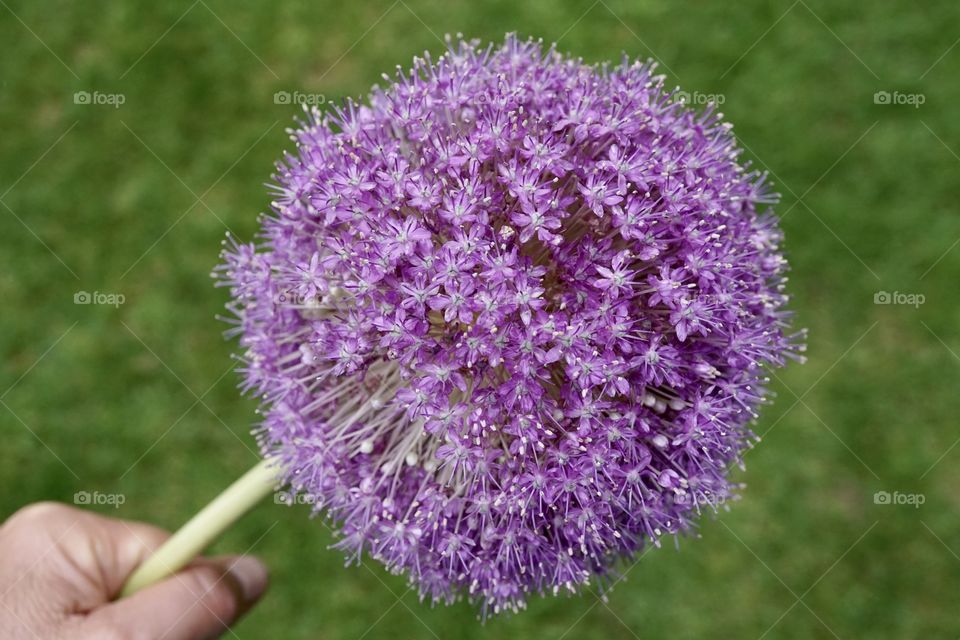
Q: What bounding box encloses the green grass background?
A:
[1,1,958,637]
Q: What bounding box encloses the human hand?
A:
[0,502,268,639]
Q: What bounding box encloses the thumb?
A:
[84,555,268,640]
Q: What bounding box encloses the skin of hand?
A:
[0,502,269,640]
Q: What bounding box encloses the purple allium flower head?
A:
[217,34,804,614]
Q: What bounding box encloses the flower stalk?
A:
[120,459,281,598]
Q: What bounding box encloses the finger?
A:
[85,554,268,640]
[91,517,173,598]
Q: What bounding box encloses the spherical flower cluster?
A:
[217,35,803,613]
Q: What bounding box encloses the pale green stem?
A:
[120,458,282,598]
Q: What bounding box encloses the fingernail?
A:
[226,556,269,604]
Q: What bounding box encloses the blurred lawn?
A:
[2,1,959,638]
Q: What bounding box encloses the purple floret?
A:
[216,34,804,614]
